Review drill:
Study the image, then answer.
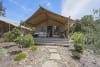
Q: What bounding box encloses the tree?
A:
[70,15,95,33]
[93,9,100,19]
[70,10,100,53]
[70,15,97,51]
[70,20,82,33]
[0,0,5,16]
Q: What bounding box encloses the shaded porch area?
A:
[0,19,18,37]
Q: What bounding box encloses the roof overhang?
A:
[0,18,18,27]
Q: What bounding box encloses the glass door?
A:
[47,26,53,37]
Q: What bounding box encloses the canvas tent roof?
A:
[0,18,18,27]
[20,25,32,31]
[0,18,32,31]
[25,7,73,26]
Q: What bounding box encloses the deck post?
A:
[64,22,67,38]
[67,16,70,39]
[9,23,10,32]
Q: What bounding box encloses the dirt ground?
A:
[0,42,100,67]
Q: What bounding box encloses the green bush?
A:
[74,44,83,52]
[3,32,12,42]
[71,32,85,52]
[14,52,27,61]
[71,32,85,44]
[3,28,20,42]
[69,20,82,33]
[31,46,37,51]
[72,51,80,59]
[15,34,34,48]
[24,34,34,47]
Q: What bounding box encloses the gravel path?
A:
[0,42,78,67]
[13,46,78,67]
[0,42,100,67]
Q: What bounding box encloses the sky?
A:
[0,0,100,24]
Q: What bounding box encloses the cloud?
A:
[61,0,91,19]
[47,2,51,7]
[21,6,33,12]
[8,0,33,12]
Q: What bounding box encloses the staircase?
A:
[34,38,73,46]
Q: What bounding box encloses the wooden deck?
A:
[34,38,73,46]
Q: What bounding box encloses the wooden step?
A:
[34,38,73,46]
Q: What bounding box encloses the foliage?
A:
[71,32,85,44]
[3,28,20,42]
[72,51,80,59]
[74,44,84,52]
[31,46,37,51]
[0,0,6,16]
[70,14,100,54]
[81,16,100,52]
[15,34,34,48]
[11,28,20,41]
[71,32,85,52]
[15,36,24,47]
[3,32,12,42]
[93,9,100,19]
[95,19,100,31]
[14,52,27,61]
[81,15,94,26]
[84,33,96,45]
[70,20,82,33]
[93,17,100,53]
[81,15,96,32]
[70,15,95,33]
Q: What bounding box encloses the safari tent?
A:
[25,7,73,37]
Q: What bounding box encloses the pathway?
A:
[0,42,78,67]
[1,42,100,67]
[42,46,61,67]
[18,46,78,67]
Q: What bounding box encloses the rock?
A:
[68,61,79,67]
[42,60,58,67]
[64,62,70,67]
[46,46,58,49]
[0,48,8,58]
[49,53,61,60]
[49,49,57,53]
[24,65,32,67]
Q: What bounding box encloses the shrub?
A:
[15,34,34,48]
[15,36,24,48]
[3,28,20,42]
[74,44,83,52]
[14,52,27,61]
[3,32,12,42]
[71,32,85,52]
[72,51,80,59]
[71,32,85,44]
[31,46,37,51]
[24,34,34,47]
[69,21,82,33]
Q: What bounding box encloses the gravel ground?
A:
[79,49,100,67]
[0,42,100,67]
